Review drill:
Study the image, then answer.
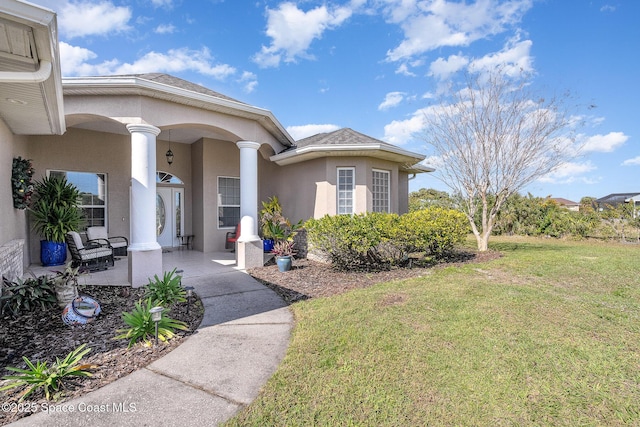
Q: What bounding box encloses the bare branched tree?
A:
[422,69,578,251]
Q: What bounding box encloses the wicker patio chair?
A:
[66,231,114,272]
[87,226,128,257]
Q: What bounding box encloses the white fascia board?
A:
[0,0,56,26]
[271,143,426,165]
[62,76,294,146]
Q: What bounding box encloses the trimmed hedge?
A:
[400,207,469,256]
[305,208,468,271]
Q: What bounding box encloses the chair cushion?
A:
[78,247,112,261]
[87,226,108,241]
[68,231,84,250]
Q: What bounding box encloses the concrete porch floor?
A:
[27,249,238,287]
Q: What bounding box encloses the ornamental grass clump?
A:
[144,268,186,306]
[0,344,96,401]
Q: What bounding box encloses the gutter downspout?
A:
[0,59,52,83]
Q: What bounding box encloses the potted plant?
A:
[272,240,296,272]
[260,196,282,252]
[29,176,84,266]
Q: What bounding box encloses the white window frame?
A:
[337,167,355,215]
[372,169,390,213]
[217,176,240,229]
[47,170,107,230]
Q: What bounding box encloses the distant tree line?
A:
[409,189,640,242]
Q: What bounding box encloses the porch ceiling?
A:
[0,2,64,135]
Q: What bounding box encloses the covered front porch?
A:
[28,250,237,287]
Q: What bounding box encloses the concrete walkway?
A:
[11,251,292,426]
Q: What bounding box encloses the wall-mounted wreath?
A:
[11,157,35,210]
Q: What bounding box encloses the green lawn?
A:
[226,237,640,426]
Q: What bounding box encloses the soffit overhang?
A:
[62,76,295,147]
[270,143,433,173]
[0,0,65,135]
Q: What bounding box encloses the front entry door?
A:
[156,187,184,248]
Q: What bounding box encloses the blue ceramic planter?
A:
[41,240,67,266]
[263,239,275,252]
[276,255,292,272]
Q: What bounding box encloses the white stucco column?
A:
[127,123,162,286]
[235,140,263,269]
[236,140,261,241]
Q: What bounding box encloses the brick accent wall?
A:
[0,239,24,284]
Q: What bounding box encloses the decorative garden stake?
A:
[150,306,164,345]
[184,286,194,314]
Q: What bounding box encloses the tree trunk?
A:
[475,232,489,252]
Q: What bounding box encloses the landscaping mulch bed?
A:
[0,286,203,425]
[248,250,502,304]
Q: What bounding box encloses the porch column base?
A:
[235,240,263,270]
[128,248,162,288]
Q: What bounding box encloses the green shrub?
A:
[306,209,468,271]
[144,268,186,306]
[114,298,188,348]
[306,213,406,271]
[0,344,95,401]
[400,207,469,256]
[0,276,57,317]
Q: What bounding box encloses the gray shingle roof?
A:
[110,73,245,104]
[295,128,395,148]
[596,193,640,205]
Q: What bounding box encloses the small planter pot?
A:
[276,255,292,272]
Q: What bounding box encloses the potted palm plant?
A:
[29,176,84,266]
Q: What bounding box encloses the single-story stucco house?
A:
[0,0,432,286]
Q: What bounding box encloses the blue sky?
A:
[30,0,638,202]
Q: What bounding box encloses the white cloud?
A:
[429,54,469,79]
[253,2,353,68]
[382,107,432,145]
[155,24,176,34]
[385,0,533,62]
[151,0,174,7]
[622,157,640,166]
[378,92,406,111]
[538,161,597,184]
[582,131,628,153]
[238,71,258,94]
[60,43,236,80]
[58,0,132,38]
[469,38,534,76]
[395,63,416,77]
[287,124,341,140]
